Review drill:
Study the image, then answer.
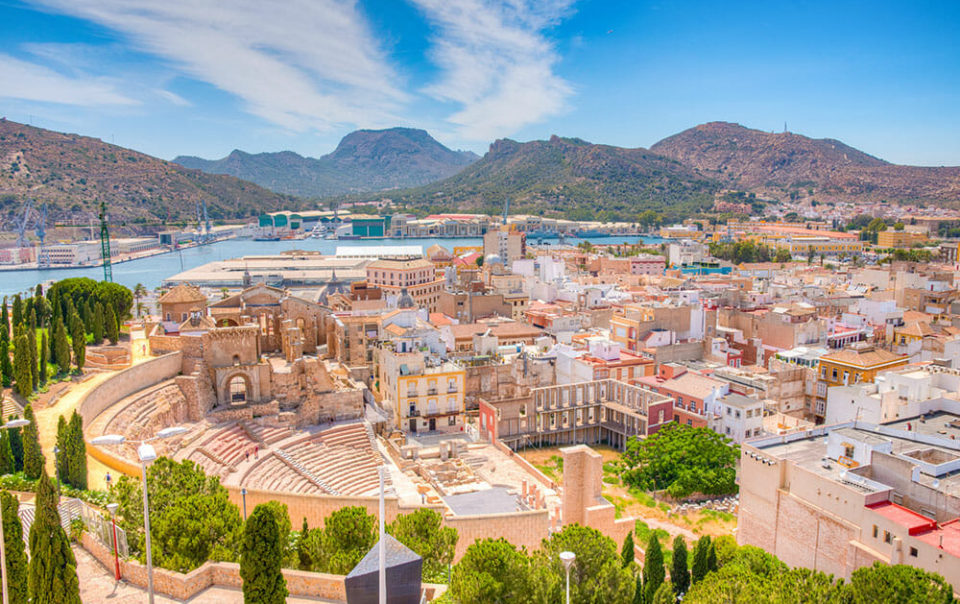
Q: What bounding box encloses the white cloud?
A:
[413,0,575,141]
[154,89,191,107]
[0,53,136,106]
[32,0,407,131]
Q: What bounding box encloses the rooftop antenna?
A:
[784,121,788,133]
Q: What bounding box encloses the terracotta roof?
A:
[663,372,726,399]
[448,322,543,341]
[821,345,908,368]
[158,284,206,305]
[897,321,934,338]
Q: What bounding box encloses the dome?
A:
[486,254,503,265]
[397,287,416,309]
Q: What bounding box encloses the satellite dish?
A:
[932,479,941,489]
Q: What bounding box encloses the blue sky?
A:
[0,0,958,165]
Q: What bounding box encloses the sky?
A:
[0,0,958,165]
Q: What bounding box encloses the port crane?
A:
[14,198,33,248]
[99,201,112,282]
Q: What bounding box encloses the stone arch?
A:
[219,371,255,406]
[217,318,239,327]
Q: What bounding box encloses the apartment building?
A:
[637,363,730,428]
[814,342,909,420]
[366,257,444,312]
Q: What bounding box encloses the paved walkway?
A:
[75,545,338,603]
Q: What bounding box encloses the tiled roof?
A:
[158,284,206,305]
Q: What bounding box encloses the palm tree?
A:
[133,283,147,317]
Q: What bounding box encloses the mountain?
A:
[174,128,478,198]
[651,122,960,204]
[0,119,298,228]
[385,135,719,221]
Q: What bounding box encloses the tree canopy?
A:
[387,508,458,583]
[240,503,288,604]
[620,424,740,498]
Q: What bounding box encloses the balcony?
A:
[427,388,438,396]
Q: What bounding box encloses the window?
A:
[844,444,855,458]
[884,531,892,544]
[687,419,692,426]
[448,416,456,426]
[909,547,918,557]
[872,525,878,539]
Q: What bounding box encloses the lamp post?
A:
[52,446,60,496]
[241,488,247,520]
[91,426,188,604]
[106,503,121,581]
[560,551,576,604]
[0,418,29,604]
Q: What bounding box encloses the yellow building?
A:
[877,230,927,248]
[813,342,909,418]
[393,361,465,433]
[892,320,933,347]
[769,235,864,256]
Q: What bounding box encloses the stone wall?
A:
[81,532,347,601]
[77,352,182,426]
[148,334,183,355]
[445,509,550,559]
[491,438,557,490]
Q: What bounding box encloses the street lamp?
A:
[240,488,247,520]
[0,418,29,604]
[560,551,576,604]
[90,425,188,604]
[106,503,121,581]
[53,446,60,497]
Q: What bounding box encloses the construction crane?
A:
[35,203,48,267]
[202,198,211,242]
[99,201,112,282]
[14,198,33,248]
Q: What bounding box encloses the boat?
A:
[253,236,281,241]
[575,229,613,238]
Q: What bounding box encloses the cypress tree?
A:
[38,330,48,387]
[70,317,85,372]
[92,303,104,345]
[8,415,23,472]
[706,540,717,574]
[632,574,643,604]
[27,471,82,604]
[21,405,44,480]
[11,295,22,330]
[1,296,8,339]
[104,303,119,345]
[297,517,313,571]
[671,535,690,598]
[55,416,70,486]
[1,491,29,604]
[66,412,86,491]
[642,535,665,604]
[621,530,635,568]
[12,334,32,398]
[27,327,37,391]
[240,504,288,604]
[81,301,93,335]
[0,432,14,475]
[691,536,711,584]
[1,328,12,387]
[53,319,70,376]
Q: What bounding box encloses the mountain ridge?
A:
[174,127,478,198]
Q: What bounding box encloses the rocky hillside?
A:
[175,127,478,198]
[651,122,960,204]
[0,119,298,228]
[387,135,718,221]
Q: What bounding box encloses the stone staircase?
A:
[274,449,340,495]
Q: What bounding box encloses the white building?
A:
[713,393,765,443]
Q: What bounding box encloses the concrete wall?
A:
[77,352,182,426]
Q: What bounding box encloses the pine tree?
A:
[92,303,104,345]
[53,318,70,376]
[0,328,12,387]
[11,295,22,330]
[642,535,665,604]
[38,330,48,387]
[27,327,37,391]
[691,536,711,584]
[240,504,288,604]
[70,317,85,372]
[66,412,86,491]
[671,535,690,598]
[8,415,23,472]
[55,416,70,486]
[12,334,32,398]
[104,303,119,345]
[21,405,44,480]
[27,471,82,604]
[621,530,635,567]
[0,431,14,475]
[1,491,29,604]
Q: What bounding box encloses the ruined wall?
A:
[77,352,182,426]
